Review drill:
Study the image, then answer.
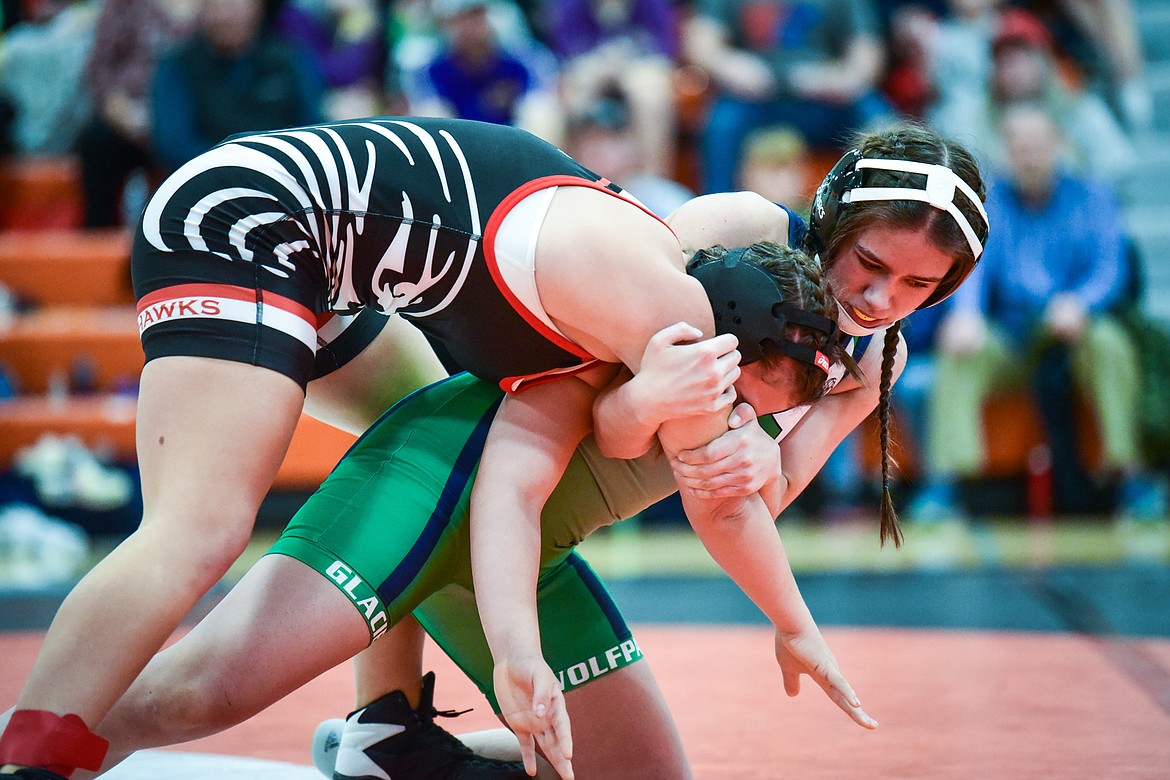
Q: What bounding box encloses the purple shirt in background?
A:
[275,4,385,88]
[546,0,677,60]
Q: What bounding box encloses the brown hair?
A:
[810,122,987,547]
[689,241,861,407]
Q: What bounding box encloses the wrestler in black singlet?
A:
[132,117,642,390]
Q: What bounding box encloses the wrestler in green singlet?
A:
[268,371,679,709]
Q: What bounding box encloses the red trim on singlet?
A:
[498,358,606,393]
[136,283,316,326]
[481,174,678,365]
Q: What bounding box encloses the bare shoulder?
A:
[536,186,712,369]
[666,192,789,254]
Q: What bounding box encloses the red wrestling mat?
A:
[3,626,1169,779]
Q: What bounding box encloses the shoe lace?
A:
[422,704,474,724]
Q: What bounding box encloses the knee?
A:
[109,672,236,748]
[134,507,254,587]
[167,678,241,739]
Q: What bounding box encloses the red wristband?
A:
[0,709,109,777]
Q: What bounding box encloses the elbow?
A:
[690,493,756,532]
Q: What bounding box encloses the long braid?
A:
[878,320,903,548]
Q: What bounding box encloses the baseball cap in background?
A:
[992,8,1053,55]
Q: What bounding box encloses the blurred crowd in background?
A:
[0,0,1167,551]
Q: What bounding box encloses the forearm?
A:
[592,377,658,459]
[470,381,596,663]
[682,490,815,634]
[471,487,544,662]
[659,407,814,630]
[758,470,788,518]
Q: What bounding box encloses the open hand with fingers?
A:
[493,657,574,779]
[774,628,879,730]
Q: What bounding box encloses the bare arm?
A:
[670,332,906,515]
[671,402,787,513]
[657,417,877,729]
[666,192,791,255]
[470,374,603,779]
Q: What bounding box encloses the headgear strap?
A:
[689,248,837,372]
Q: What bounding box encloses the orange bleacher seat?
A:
[0,230,133,306]
[858,390,1101,480]
[0,156,84,232]
[276,415,357,488]
[0,395,138,468]
[0,307,143,394]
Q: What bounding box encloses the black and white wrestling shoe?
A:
[312,672,527,780]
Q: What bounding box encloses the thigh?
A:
[274,373,505,640]
[1072,316,1137,374]
[135,356,304,531]
[132,235,324,392]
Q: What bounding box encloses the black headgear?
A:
[688,248,837,372]
[808,148,990,309]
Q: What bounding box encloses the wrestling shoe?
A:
[314,672,527,780]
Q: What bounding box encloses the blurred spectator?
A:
[151,0,325,172]
[78,0,198,227]
[872,0,947,117]
[546,0,678,177]
[893,0,999,135]
[566,89,693,217]
[902,4,1135,192]
[388,0,540,77]
[736,124,812,207]
[1019,0,1151,135]
[275,0,390,119]
[912,104,1164,520]
[683,0,895,194]
[988,7,1134,189]
[405,0,562,142]
[0,0,97,155]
